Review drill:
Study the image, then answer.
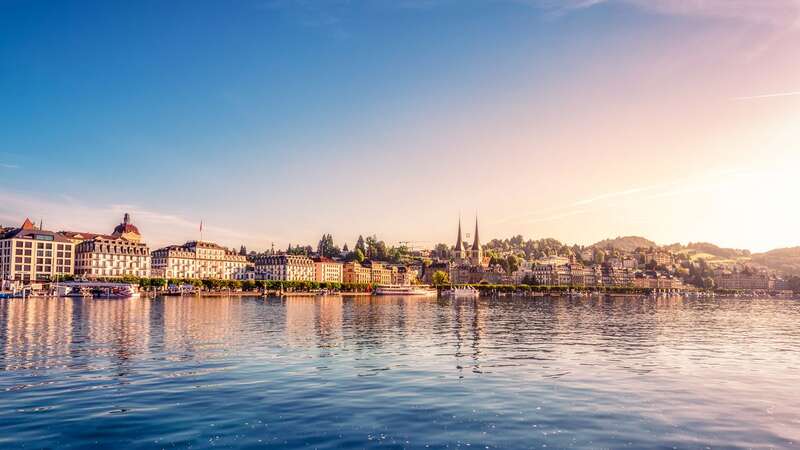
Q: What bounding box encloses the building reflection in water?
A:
[317,296,343,348]
[83,298,151,370]
[160,296,241,361]
[285,297,318,348]
[0,294,703,382]
[451,298,486,377]
[2,298,74,371]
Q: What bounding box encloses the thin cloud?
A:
[497,168,750,226]
[0,191,277,249]
[0,163,19,169]
[571,185,662,207]
[522,0,800,27]
[733,91,800,101]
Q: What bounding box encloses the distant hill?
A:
[591,236,656,252]
[751,247,800,276]
[685,242,750,259]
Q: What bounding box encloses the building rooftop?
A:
[312,256,339,263]
[112,213,141,236]
[59,231,113,241]
[1,218,73,243]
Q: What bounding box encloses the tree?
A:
[594,250,605,265]
[788,276,800,293]
[151,278,167,290]
[365,235,378,258]
[354,248,365,263]
[317,234,341,257]
[342,243,349,253]
[506,254,519,275]
[434,243,449,259]
[375,240,388,260]
[432,270,450,286]
[287,245,311,255]
[355,235,366,254]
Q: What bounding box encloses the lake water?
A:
[1,295,798,449]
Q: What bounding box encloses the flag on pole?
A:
[200,220,203,233]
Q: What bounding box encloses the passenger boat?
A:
[93,284,140,299]
[373,285,436,296]
[443,286,480,298]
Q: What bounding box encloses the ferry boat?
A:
[443,286,480,298]
[93,284,140,299]
[373,285,436,296]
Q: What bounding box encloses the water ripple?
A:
[0,295,799,449]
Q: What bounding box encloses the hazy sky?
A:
[1,0,799,252]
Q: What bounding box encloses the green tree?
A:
[375,240,388,260]
[506,254,519,274]
[432,270,450,286]
[365,235,378,258]
[354,248,365,263]
[355,235,366,254]
[151,278,167,290]
[317,234,341,257]
[594,250,606,265]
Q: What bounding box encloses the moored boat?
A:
[443,286,480,298]
[373,285,436,296]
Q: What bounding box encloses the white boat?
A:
[373,285,436,296]
[93,283,140,299]
[443,286,480,298]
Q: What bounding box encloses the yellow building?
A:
[363,260,394,285]
[0,218,75,283]
[313,257,343,283]
[343,261,371,284]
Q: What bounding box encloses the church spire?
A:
[454,216,464,252]
[472,217,480,250]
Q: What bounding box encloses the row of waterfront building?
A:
[0,215,421,286]
[0,214,791,291]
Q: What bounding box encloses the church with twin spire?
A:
[453,216,485,267]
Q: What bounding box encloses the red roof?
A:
[112,213,141,236]
[113,223,140,235]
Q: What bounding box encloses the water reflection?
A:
[0,295,798,449]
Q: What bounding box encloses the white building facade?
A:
[254,254,315,281]
[63,213,151,279]
[151,241,248,280]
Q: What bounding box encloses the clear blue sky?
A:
[2,0,799,251]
